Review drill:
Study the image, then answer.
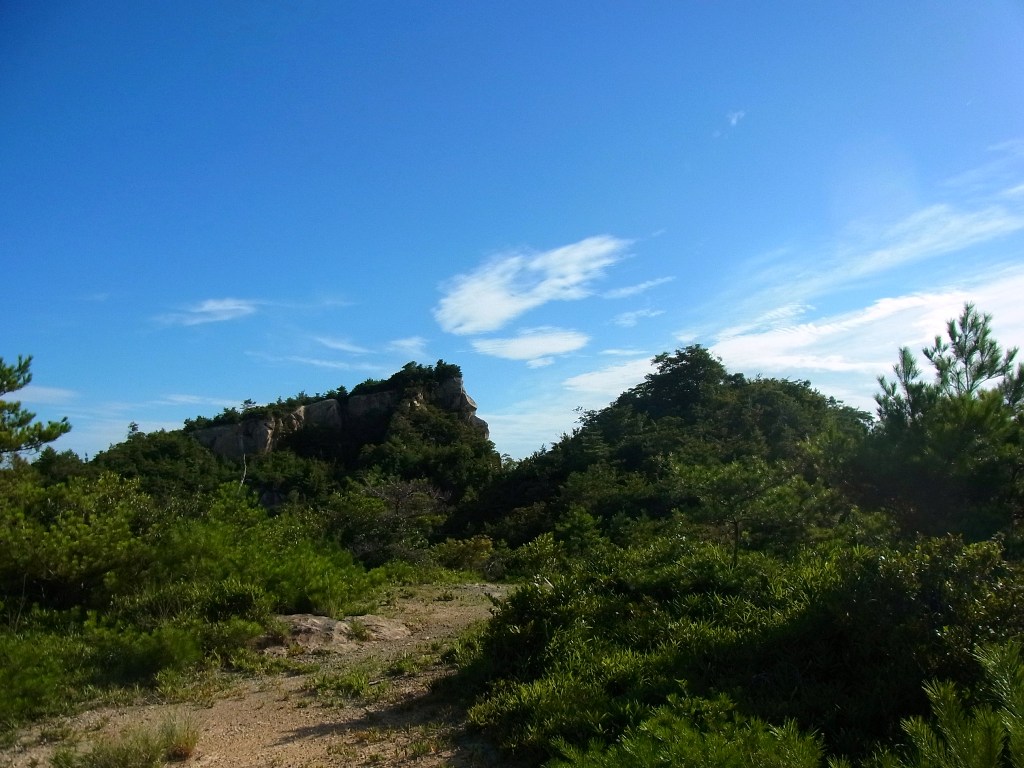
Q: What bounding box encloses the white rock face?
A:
[192,376,488,460]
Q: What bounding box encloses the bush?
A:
[431,535,495,574]
[463,537,1024,761]
[0,630,91,735]
[551,694,824,768]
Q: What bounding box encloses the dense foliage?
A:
[854,304,1024,540]
[3,307,1023,765]
[0,467,382,733]
[449,305,1024,765]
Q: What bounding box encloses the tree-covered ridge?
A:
[85,358,493,506]
[181,359,463,431]
[456,344,870,547]
[349,359,463,397]
[3,304,1024,767]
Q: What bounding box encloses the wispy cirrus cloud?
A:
[159,298,260,326]
[434,235,631,335]
[705,264,1024,413]
[18,385,77,405]
[284,356,383,372]
[613,308,664,328]
[315,336,371,354]
[481,355,655,456]
[388,336,429,358]
[159,393,239,409]
[838,203,1024,282]
[602,348,648,356]
[603,276,675,299]
[247,351,383,373]
[722,190,1024,324]
[716,303,814,340]
[472,327,589,367]
[942,140,1024,195]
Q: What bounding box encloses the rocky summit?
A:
[191,374,488,461]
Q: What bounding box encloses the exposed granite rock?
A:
[192,376,487,461]
[347,389,400,420]
[259,614,410,655]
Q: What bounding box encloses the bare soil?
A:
[0,583,527,768]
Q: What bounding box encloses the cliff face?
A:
[192,376,488,461]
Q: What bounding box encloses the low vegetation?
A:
[2,304,1023,766]
[50,711,199,768]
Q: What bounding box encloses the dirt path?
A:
[1,583,524,768]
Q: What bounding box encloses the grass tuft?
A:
[49,711,200,768]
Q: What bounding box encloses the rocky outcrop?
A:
[259,614,411,655]
[192,376,487,461]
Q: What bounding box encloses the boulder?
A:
[260,613,410,655]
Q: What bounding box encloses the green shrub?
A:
[874,642,1024,768]
[431,535,495,573]
[0,473,154,612]
[464,537,1024,761]
[0,630,90,735]
[551,693,824,768]
[86,622,205,683]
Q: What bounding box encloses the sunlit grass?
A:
[49,711,200,767]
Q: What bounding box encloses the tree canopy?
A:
[0,355,70,461]
[861,303,1023,538]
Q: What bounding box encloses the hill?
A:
[2,304,1024,766]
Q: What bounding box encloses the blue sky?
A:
[3,1,1024,459]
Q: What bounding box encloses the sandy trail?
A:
[1,583,522,768]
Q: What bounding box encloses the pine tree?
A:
[0,355,71,460]
[865,304,1023,538]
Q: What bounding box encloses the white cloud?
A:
[487,151,1024,457]
[159,394,240,409]
[18,385,77,405]
[472,328,589,365]
[942,139,1024,194]
[712,294,967,377]
[434,235,631,334]
[159,298,259,326]
[613,308,664,327]
[727,110,746,127]
[482,408,579,457]
[278,355,383,372]
[481,362,645,457]
[483,356,658,457]
[717,303,815,339]
[840,203,1024,281]
[46,417,137,458]
[562,357,655,397]
[719,189,1024,326]
[602,348,647,356]
[388,336,429,358]
[706,264,1024,414]
[603,276,675,299]
[316,336,371,354]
